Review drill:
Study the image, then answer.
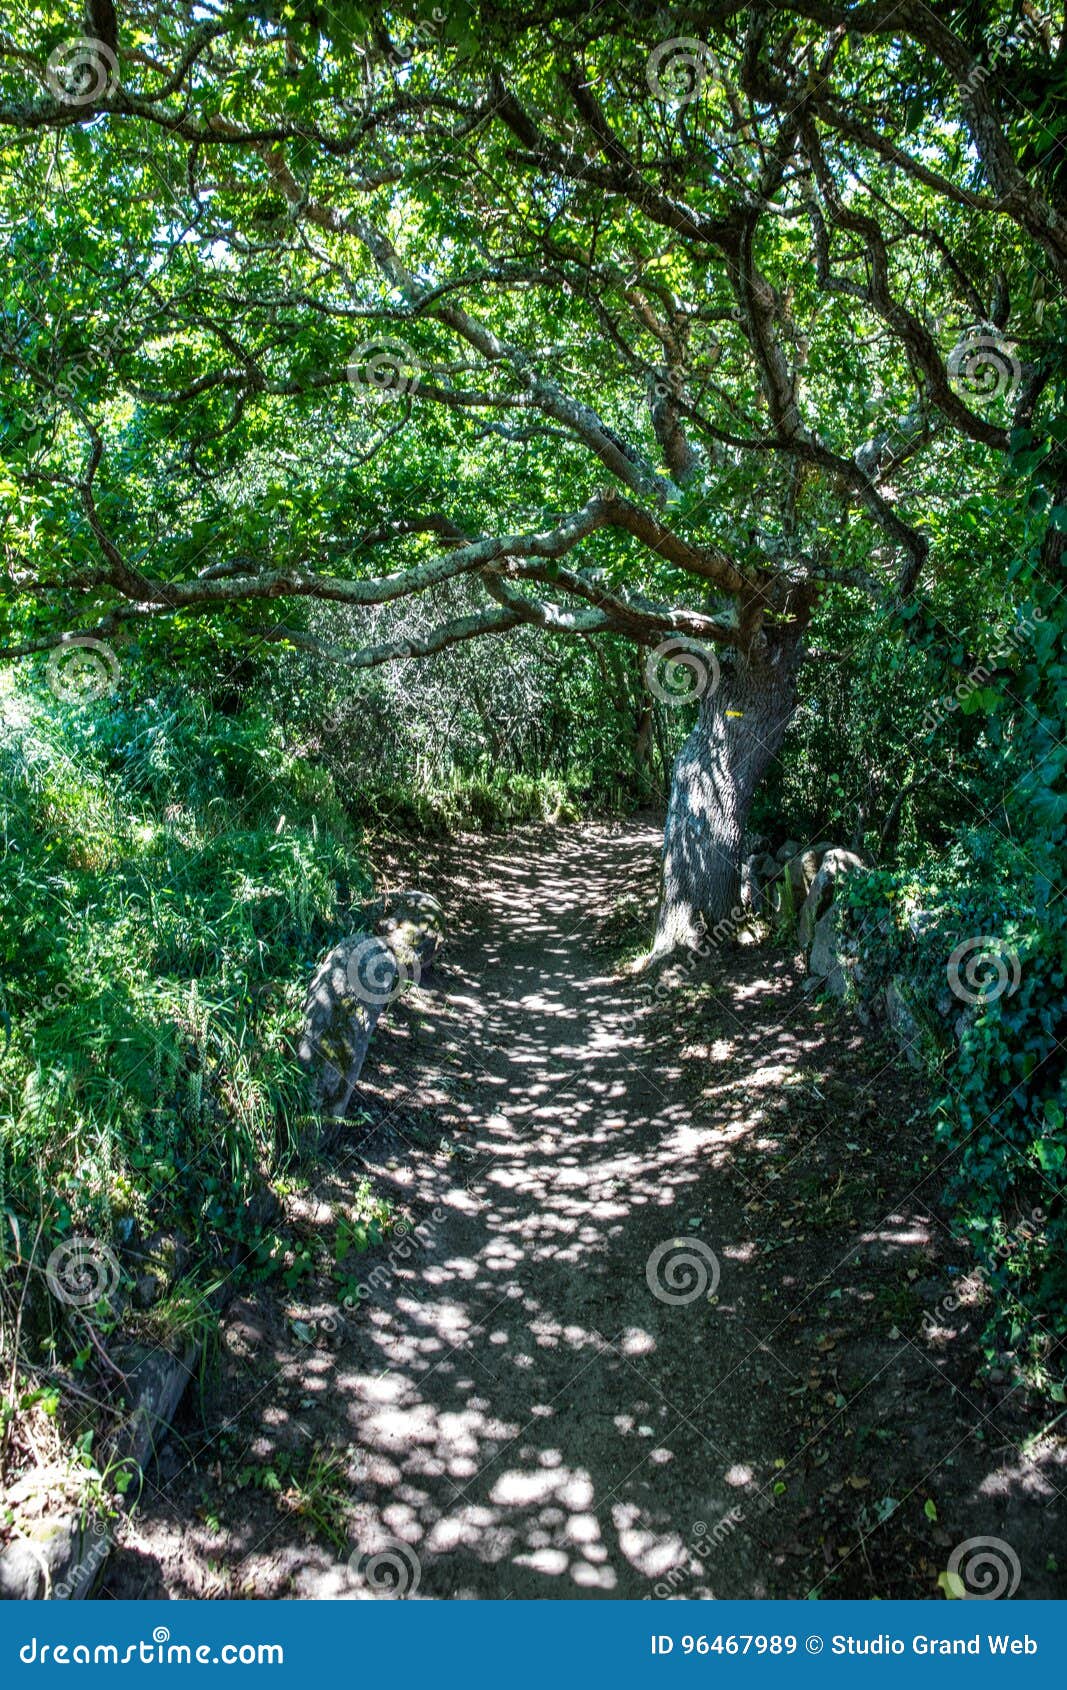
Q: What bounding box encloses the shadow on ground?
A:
[103,824,1067,1601]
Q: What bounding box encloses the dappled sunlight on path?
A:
[325,826,766,1599]
[104,825,1067,1602]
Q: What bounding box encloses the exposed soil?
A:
[102,823,1067,1601]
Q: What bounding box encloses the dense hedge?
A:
[842,832,1065,1395]
[0,681,365,1293]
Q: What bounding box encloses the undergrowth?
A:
[0,682,364,1240]
[0,670,615,1505]
[841,834,1067,1400]
[0,675,379,1493]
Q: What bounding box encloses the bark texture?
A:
[654,639,803,956]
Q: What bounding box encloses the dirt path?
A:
[104,824,1067,1601]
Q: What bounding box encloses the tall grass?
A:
[0,678,369,1271]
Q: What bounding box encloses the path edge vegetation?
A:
[0,0,1064,1572]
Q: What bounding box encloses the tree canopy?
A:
[1,1,1063,683]
[2,5,1067,1593]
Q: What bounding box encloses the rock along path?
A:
[104,824,1067,1601]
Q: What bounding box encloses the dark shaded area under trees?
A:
[0,0,1064,1601]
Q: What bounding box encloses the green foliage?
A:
[266,627,675,819]
[1,0,1066,1430]
[229,1440,353,1554]
[353,770,591,833]
[841,835,1065,1392]
[0,671,368,1299]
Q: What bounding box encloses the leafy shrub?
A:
[841,831,1066,1395]
[0,677,369,1292]
[347,769,587,835]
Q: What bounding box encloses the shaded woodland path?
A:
[104,825,1066,1601]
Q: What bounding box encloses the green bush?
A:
[347,768,588,835]
[0,678,369,1284]
[841,830,1066,1396]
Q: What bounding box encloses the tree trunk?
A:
[653,639,803,957]
[634,703,653,772]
